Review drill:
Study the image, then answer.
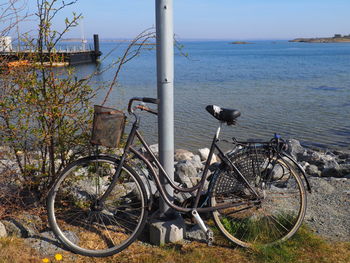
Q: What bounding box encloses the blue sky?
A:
[22,0,350,40]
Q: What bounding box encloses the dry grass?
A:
[0,237,41,263]
[0,228,349,263]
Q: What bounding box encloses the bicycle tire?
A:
[47,155,148,257]
[211,149,306,247]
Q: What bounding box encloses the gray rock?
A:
[189,155,203,171]
[189,175,202,186]
[149,144,159,155]
[338,164,350,177]
[185,224,206,242]
[174,149,194,162]
[2,220,26,238]
[197,148,218,164]
[306,164,321,177]
[286,139,305,160]
[198,148,210,162]
[2,214,43,238]
[337,151,350,160]
[321,160,341,177]
[140,174,157,196]
[270,164,284,180]
[0,221,7,237]
[175,161,198,188]
[25,231,79,256]
[140,144,159,160]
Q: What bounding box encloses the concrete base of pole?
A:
[149,215,185,245]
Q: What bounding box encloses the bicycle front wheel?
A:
[47,156,148,257]
[211,151,306,247]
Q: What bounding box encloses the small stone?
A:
[0,221,7,237]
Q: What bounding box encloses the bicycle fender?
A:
[280,152,312,193]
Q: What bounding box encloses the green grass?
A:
[221,212,297,244]
[250,225,350,263]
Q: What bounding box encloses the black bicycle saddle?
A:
[206,105,241,125]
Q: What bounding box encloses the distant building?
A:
[334,34,342,38]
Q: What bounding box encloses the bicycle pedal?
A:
[206,230,214,246]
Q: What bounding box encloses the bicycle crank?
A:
[191,210,214,246]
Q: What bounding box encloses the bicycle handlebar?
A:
[135,105,158,115]
[128,97,159,114]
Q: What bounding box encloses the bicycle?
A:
[47,97,312,257]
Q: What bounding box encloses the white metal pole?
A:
[155,0,174,217]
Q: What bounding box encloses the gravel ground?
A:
[305,177,350,242]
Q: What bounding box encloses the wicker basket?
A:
[91,105,126,148]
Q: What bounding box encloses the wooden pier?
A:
[0,34,102,66]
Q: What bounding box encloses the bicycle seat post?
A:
[216,122,223,140]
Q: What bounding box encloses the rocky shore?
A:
[289,36,350,43]
[0,139,349,255]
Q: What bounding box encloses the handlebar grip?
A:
[128,97,159,113]
[142,97,159,104]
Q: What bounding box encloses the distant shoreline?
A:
[289,35,350,43]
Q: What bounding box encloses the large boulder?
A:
[197,148,218,164]
[174,149,194,162]
[174,161,197,188]
[174,155,204,188]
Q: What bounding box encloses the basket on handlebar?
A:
[91,105,126,148]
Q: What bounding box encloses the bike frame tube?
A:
[129,143,261,213]
[102,114,262,213]
[131,125,262,213]
[99,119,139,203]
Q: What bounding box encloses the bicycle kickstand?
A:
[191,210,215,246]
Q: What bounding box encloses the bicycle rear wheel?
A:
[211,149,306,247]
[47,156,148,257]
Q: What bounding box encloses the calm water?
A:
[74,41,350,151]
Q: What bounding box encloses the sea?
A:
[71,40,350,151]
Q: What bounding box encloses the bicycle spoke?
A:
[48,157,147,256]
[212,150,306,247]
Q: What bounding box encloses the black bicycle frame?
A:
[101,116,262,214]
